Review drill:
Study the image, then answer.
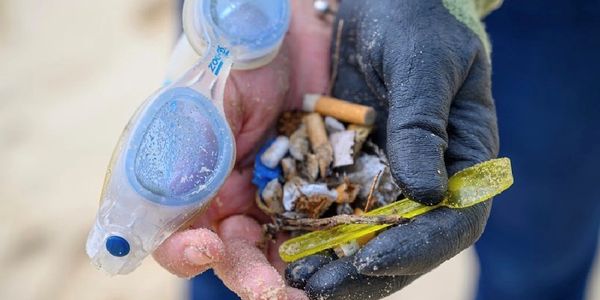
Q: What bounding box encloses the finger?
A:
[285,253,334,289]
[267,232,292,275]
[305,256,418,300]
[287,0,332,108]
[225,53,289,163]
[354,203,491,276]
[383,31,477,205]
[331,5,387,116]
[445,51,499,176]
[153,228,224,278]
[286,287,309,300]
[193,167,268,229]
[214,215,287,300]
[218,214,264,244]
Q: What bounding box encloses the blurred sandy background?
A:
[0,1,597,299]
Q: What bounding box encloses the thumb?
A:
[384,38,471,205]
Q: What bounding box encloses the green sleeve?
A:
[475,0,503,18]
[443,0,503,55]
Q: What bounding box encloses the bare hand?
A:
[153,2,332,299]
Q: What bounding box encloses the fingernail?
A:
[184,246,213,266]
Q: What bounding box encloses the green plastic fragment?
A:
[279,158,514,262]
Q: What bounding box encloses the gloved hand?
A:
[285,0,500,299]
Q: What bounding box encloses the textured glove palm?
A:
[285,0,500,299]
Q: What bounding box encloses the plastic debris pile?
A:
[252,95,405,256]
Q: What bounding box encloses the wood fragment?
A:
[277,214,408,231]
[364,170,383,212]
[295,195,334,219]
[294,184,337,218]
[347,154,387,199]
[304,113,333,178]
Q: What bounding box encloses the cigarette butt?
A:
[303,113,333,178]
[348,124,372,156]
[303,94,376,126]
[280,157,297,180]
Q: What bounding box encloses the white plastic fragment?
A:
[298,183,338,201]
[324,116,345,134]
[348,154,387,198]
[348,154,401,204]
[260,136,290,168]
[329,130,356,167]
[283,178,305,211]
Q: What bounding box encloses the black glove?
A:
[286,0,499,298]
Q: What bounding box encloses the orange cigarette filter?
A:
[303,94,376,126]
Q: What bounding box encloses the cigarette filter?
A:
[303,94,376,126]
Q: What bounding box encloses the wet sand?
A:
[0,1,597,299]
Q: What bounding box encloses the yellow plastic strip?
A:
[279,158,514,262]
